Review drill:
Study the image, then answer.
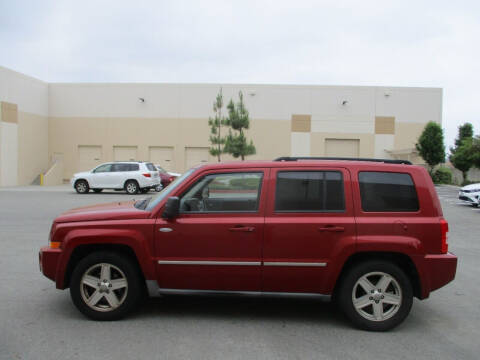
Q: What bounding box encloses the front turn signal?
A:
[50,241,61,249]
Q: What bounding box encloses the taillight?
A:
[440,218,449,254]
[142,173,151,178]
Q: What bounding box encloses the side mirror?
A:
[162,196,180,219]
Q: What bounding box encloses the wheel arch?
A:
[123,179,139,188]
[333,252,422,300]
[62,243,146,290]
[74,178,89,187]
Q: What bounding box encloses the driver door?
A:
[90,163,113,187]
[154,169,268,292]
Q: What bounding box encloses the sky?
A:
[1,0,479,149]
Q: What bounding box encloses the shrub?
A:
[432,167,452,184]
[229,177,260,189]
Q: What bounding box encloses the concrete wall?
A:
[0,66,444,184]
[0,67,49,185]
[48,82,442,178]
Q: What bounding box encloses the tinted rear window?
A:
[113,163,129,172]
[358,171,419,212]
[275,171,345,212]
[146,163,156,171]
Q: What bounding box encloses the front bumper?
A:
[458,191,479,203]
[415,252,457,298]
[39,246,61,282]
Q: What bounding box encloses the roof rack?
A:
[273,157,412,165]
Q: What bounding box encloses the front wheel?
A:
[338,261,413,331]
[69,252,142,320]
[75,180,89,194]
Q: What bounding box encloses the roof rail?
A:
[273,156,412,165]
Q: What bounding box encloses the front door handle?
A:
[318,226,345,232]
[229,226,255,232]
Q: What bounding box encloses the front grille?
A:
[459,196,473,202]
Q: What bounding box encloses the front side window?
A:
[180,172,263,213]
[93,164,112,173]
[275,171,345,212]
[358,171,419,212]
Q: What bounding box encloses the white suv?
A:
[71,162,162,194]
[458,183,480,207]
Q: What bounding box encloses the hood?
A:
[461,183,480,191]
[55,200,150,223]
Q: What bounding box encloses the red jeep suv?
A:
[39,157,457,331]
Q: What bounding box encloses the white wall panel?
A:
[311,87,375,116]
[374,134,395,159]
[311,115,374,134]
[375,87,442,124]
[0,122,18,186]
[291,132,311,157]
[0,67,48,115]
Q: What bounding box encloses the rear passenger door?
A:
[263,167,356,294]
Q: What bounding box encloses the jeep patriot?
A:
[39,157,457,331]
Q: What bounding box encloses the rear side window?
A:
[358,172,419,212]
[113,163,129,172]
[128,164,139,171]
[275,171,345,212]
[146,163,156,171]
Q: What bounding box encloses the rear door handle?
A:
[318,226,345,232]
[229,226,255,232]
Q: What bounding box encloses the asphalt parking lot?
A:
[1,185,479,360]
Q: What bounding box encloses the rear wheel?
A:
[125,180,139,194]
[75,180,89,194]
[69,252,142,321]
[338,260,413,331]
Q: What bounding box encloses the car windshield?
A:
[146,168,195,211]
[156,166,167,173]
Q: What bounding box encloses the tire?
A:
[338,260,413,331]
[69,251,142,321]
[125,180,139,194]
[93,189,103,193]
[75,180,89,194]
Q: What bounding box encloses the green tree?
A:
[208,89,226,162]
[416,121,445,175]
[453,123,473,148]
[471,136,480,169]
[224,91,256,160]
[449,123,474,182]
[450,138,474,183]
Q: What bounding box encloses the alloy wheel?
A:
[80,263,128,312]
[352,271,402,322]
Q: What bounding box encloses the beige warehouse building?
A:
[0,66,442,186]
